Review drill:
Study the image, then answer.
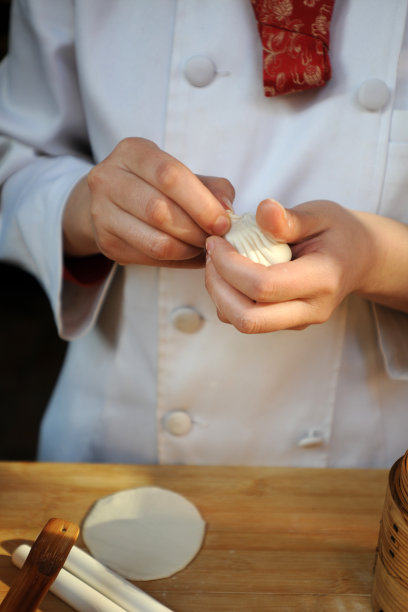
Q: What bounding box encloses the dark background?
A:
[0,0,67,460]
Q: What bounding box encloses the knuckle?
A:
[145,196,170,228]
[87,163,107,194]
[117,136,157,156]
[235,310,259,334]
[148,234,174,260]
[217,309,230,324]
[323,274,340,298]
[116,136,137,155]
[95,229,120,260]
[314,312,330,326]
[290,324,309,331]
[250,276,274,303]
[89,198,108,231]
[89,202,102,230]
[310,300,334,325]
[155,160,180,192]
[117,137,131,151]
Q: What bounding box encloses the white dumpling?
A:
[224,212,292,266]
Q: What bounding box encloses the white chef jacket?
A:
[0,0,408,468]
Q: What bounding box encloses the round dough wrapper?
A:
[82,486,206,580]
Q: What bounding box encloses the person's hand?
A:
[63,138,233,267]
[205,198,381,333]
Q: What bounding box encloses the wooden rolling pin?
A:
[12,546,125,612]
[12,544,173,612]
[1,518,79,612]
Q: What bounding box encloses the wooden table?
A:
[0,462,388,611]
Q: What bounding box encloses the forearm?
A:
[354,211,408,313]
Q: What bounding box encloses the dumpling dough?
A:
[82,486,206,581]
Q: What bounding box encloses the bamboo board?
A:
[0,462,388,611]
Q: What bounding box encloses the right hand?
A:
[63,137,234,267]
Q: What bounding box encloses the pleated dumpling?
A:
[224,213,292,266]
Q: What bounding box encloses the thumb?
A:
[256,198,329,244]
[198,175,236,211]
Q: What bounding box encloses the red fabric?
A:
[64,254,113,287]
[251,0,335,97]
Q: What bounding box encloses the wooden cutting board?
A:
[0,462,388,611]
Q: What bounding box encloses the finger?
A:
[216,307,231,325]
[206,236,329,303]
[116,138,231,235]
[198,175,235,211]
[94,200,203,264]
[205,257,315,333]
[114,244,206,268]
[94,164,208,247]
[124,250,206,268]
[256,198,337,244]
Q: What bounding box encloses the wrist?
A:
[352,210,408,313]
[63,175,99,256]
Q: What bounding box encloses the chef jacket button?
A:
[162,410,193,436]
[357,78,390,111]
[184,55,217,87]
[171,306,204,333]
[297,429,324,448]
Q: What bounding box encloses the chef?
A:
[0,0,407,468]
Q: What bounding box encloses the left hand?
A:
[205,199,375,333]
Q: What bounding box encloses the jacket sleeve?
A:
[0,0,115,340]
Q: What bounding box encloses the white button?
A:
[298,429,324,448]
[162,410,193,436]
[357,78,390,111]
[171,306,204,334]
[184,56,217,87]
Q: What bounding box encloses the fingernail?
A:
[206,238,214,256]
[213,215,230,235]
[269,198,287,219]
[220,196,234,211]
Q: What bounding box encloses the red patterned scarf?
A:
[251,0,336,96]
